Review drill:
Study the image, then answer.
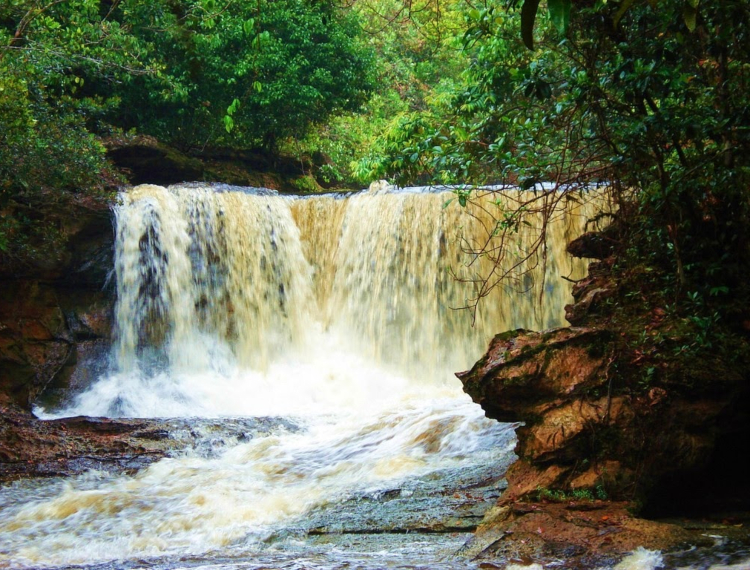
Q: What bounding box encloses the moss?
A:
[292,174,324,193]
[501,372,538,387]
[494,328,530,342]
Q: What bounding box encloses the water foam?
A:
[8,183,607,568]
[41,183,599,419]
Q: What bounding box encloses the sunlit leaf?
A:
[548,0,571,34]
[683,2,698,31]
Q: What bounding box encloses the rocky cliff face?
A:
[104,135,336,192]
[458,238,750,562]
[0,195,115,410]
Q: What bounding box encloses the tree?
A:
[0,0,377,259]
[361,0,750,322]
[0,0,151,261]
[110,0,377,151]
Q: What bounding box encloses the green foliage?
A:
[362,0,750,327]
[0,0,377,259]
[111,0,377,151]
[0,0,147,195]
[289,0,475,186]
[292,174,322,193]
[0,0,137,259]
[534,486,600,502]
[0,0,379,271]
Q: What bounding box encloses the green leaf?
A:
[683,2,698,31]
[548,0,571,34]
[521,0,541,50]
[458,194,467,207]
[223,114,234,133]
[243,18,255,35]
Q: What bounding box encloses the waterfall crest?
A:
[44,182,599,418]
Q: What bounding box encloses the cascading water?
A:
[38,182,595,419]
[1,182,611,569]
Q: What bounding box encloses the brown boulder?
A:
[0,405,171,481]
[0,282,73,407]
[0,282,114,409]
[457,323,747,506]
[461,500,714,566]
[457,327,613,426]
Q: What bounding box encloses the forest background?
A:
[1,0,750,359]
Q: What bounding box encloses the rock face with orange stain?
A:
[457,245,750,561]
[458,499,750,567]
[458,326,643,503]
[459,291,748,509]
[0,197,115,410]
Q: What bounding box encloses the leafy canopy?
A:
[111,0,376,150]
[360,0,750,319]
[0,0,375,260]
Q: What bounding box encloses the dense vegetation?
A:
[357,0,750,352]
[0,0,375,263]
[2,0,750,334]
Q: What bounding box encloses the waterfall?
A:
[6,183,745,570]
[39,182,597,418]
[112,184,314,373]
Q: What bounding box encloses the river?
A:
[2,183,741,569]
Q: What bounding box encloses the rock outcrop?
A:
[104,135,340,192]
[0,404,170,481]
[0,195,115,410]
[459,324,748,504]
[458,231,750,562]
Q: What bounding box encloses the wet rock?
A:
[458,321,748,504]
[0,282,74,407]
[461,501,710,566]
[0,281,114,409]
[302,465,508,537]
[60,203,114,287]
[0,413,307,483]
[457,327,613,428]
[0,405,174,481]
[104,135,204,185]
[0,190,115,410]
[104,136,337,192]
[458,238,750,563]
[565,259,616,325]
[567,231,616,259]
[565,285,614,325]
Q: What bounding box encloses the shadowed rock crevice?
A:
[0,204,115,410]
